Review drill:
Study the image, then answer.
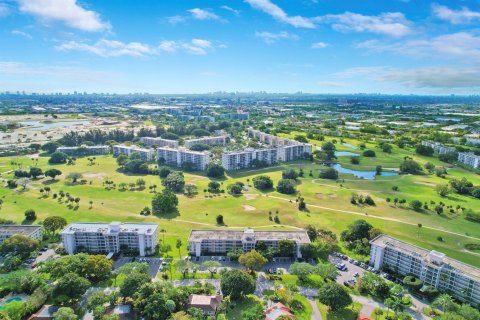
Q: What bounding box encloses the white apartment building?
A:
[370,234,480,306]
[458,152,480,169]
[61,222,158,256]
[221,148,279,170]
[57,145,110,156]
[112,145,155,161]
[0,225,43,245]
[157,147,210,170]
[140,137,179,148]
[188,228,310,258]
[184,135,229,148]
[421,141,456,155]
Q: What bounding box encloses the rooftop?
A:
[0,225,42,237]
[60,222,158,236]
[187,294,222,311]
[188,228,310,244]
[370,234,480,279]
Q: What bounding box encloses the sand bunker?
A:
[242,204,257,211]
[414,181,436,187]
[316,193,325,199]
[245,194,258,200]
[84,172,107,178]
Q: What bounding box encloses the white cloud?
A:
[314,12,412,37]
[245,0,315,28]
[432,4,480,24]
[335,66,480,89]
[317,81,350,88]
[56,38,217,57]
[356,32,480,61]
[221,5,240,15]
[11,30,32,39]
[166,15,186,26]
[312,42,329,49]
[255,31,299,44]
[18,0,110,32]
[0,2,10,17]
[188,8,221,21]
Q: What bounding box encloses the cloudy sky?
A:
[0,0,479,94]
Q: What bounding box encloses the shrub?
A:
[363,150,376,157]
[253,175,273,190]
[319,167,338,180]
[276,179,297,194]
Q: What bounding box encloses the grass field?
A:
[1,135,479,267]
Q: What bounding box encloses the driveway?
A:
[308,298,322,320]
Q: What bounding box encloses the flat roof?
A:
[371,234,480,280]
[0,225,42,237]
[188,229,310,244]
[60,222,158,235]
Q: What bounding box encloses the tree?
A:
[162,171,185,193]
[294,135,308,143]
[277,239,295,257]
[184,183,197,197]
[409,200,423,212]
[350,156,360,165]
[400,158,422,174]
[416,145,434,156]
[252,175,274,190]
[341,220,373,242]
[192,128,210,137]
[0,234,39,258]
[282,169,299,180]
[53,307,77,320]
[66,172,83,183]
[433,294,456,313]
[152,190,178,214]
[239,250,268,272]
[166,299,176,314]
[319,142,336,160]
[170,312,191,320]
[53,273,90,304]
[86,255,113,282]
[158,166,172,178]
[220,269,255,300]
[41,141,61,154]
[117,262,150,275]
[375,165,382,175]
[227,182,243,195]
[436,184,451,197]
[17,177,30,190]
[317,282,352,311]
[363,150,376,157]
[45,168,62,180]
[120,272,151,298]
[289,262,315,281]
[176,238,182,257]
[136,178,146,189]
[216,214,224,225]
[29,167,43,179]
[49,151,68,164]
[207,181,221,193]
[201,260,222,278]
[24,209,36,221]
[276,179,297,194]
[189,143,211,151]
[319,167,338,180]
[116,154,128,166]
[44,216,67,235]
[205,163,225,178]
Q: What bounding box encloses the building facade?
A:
[421,141,456,155]
[370,234,480,306]
[184,135,229,148]
[219,113,249,120]
[61,222,158,256]
[156,147,211,170]
[0,225,43,244]
[188,228,310,258]
[221,148,278,170]
[140,137,179,148]
[112,145,155,161]
[458,152,480,169]
[57,145,110,156]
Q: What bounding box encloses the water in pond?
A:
[342,143,358,149]
[335,151,358,157]
[19,120,89,130]
[332,164,398,180]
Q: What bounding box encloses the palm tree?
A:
[433,294,454,313]
[417,223,422,238]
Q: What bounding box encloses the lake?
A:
[19,120,90,130]
[342,143,358,149]
[333,164,398,180]
[335,151,359,157]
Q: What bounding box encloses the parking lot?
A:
[193,255,298,273]
[328,253,367,286]
[113,257,161,278]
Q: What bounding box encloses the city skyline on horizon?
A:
[1,0,480,95]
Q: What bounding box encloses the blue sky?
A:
[0,0,479,94]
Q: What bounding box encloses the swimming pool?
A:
[0,296,27,310]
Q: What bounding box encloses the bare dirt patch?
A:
[414,181,436,187]
[242,204,257,211]
[316,193,325,199]
[245,194,258,200]
[84,172,107,179]
[328,193,337,198]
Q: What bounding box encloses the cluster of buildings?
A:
[370,234,480,306]
[157,147,211,170]
[57,145,110,156]
[221,129,312,170]
[188,228,310,258]
[60,222,159,257]
[422,140,480,169]
[184,135,229,148]
[112,144,155,161]
[139,136,179,148]
[0,225,43,244]
[219,113,249,120]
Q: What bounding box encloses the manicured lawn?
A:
[292,294,312,320]
[227,295,263,320]
[1,140,480,267]
[317,300,362,320]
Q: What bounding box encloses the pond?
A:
[335,151,359,157]
[18,120,90,130]
[342,143,358,149]
[0,296,28,310]
[333,164,399,180]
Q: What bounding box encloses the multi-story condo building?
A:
[140,137,179,148]
[188,228,310,258]
[0,225,43,244]
[57,145,110,156]
[157,147,210,170]
[370,234,480,306]
[458,152,480,169]
[184,135,229,148]
[112,145,155,161]
[219,113,249,120]
[61,222,158,256]
[421,141,456,155]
